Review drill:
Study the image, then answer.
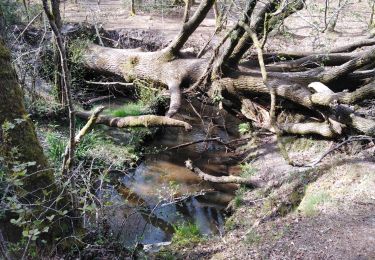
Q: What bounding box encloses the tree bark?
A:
[0,37,73,246]
[0,39,52,193]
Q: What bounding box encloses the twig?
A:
[83,95,114,105]
[187,100,205,128]
[62,106,105,172]
[74,106,105,143]
[85,80,133,86]
[43,0,76,175]
[20,236,32,260]
[196,11,230,58]
[184,26,235,94]
[305,135,374,167]
[159,189,214,207]
[166,137,221,150]
[12,11,43,46]
[91,12,104,46]
[239,19,296,165]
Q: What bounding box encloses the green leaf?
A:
[22,230,29,237]
[10,218,20,225]
[46,215,55,222]
[42,227,49,233]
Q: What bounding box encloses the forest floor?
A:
[60,0,375,259]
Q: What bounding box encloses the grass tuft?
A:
[172,222,203,247]
[298,190,331,216]
[109,103,144,117]
[245,229,261,245]
[46,131,66,166]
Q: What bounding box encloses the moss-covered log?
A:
[75,111,193,130]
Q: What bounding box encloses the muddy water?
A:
[105,100,242,247]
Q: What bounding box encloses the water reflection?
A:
[107,100,242,247]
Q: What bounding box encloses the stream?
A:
[101,99,242,248]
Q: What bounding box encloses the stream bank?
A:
[160,136,375,259]
[93,98,245,248]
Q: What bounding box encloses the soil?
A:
[181,139,375,260]
[60,0,375,259]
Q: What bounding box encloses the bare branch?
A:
[165,0,216,56]
[185,159,263,187]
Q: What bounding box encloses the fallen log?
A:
[76,111,192,131]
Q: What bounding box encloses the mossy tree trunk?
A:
[0,35,73,248]
[0,39,53,193]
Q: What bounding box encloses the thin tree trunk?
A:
[182,0,192,23]
[42,0,76,175]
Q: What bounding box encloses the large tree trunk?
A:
[0,39,52,193]
[0,36,72,248]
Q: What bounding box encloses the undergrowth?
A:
[172,222,203,247]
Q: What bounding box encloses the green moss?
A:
[224,216,237,231]
[240,163,257,178]
[233,186,249,209]
[155,249,176,260]
[238,123,252,135]
[0,42,10,59]
[261,196,277,215]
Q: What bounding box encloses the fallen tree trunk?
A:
[77,0,375,139]
[76,111,193,130]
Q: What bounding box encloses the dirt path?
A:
[61,0,219,50]
[61,0,374,54]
